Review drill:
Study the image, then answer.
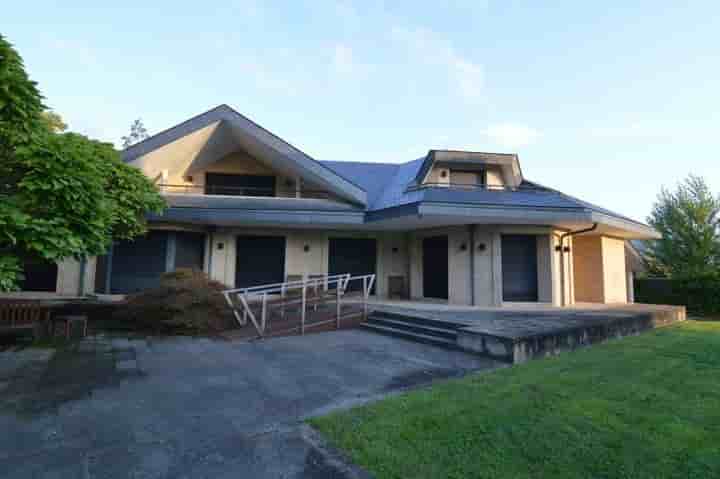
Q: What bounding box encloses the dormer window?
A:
[449,169,487,188]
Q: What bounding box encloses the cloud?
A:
[482,124,541,149]
[332,43,355,74]
[391,26,484,101]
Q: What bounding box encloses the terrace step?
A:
[366,316,458,340]
[360,323,458,349]
[368,310,464,331]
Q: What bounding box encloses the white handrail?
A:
[222,273,375,337]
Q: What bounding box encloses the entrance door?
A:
[235,236,285,288]
[328,238,377,293]
[422,236,448,300]
[501,235,539,302]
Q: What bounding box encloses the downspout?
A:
[556,223,598,306]
[469,225,475,306]
[78,257,86,296]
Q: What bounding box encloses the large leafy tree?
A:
[646,175,720,277]
[0,34,165,291]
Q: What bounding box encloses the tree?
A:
[0,34,165,291]
[39,110,67,132]
[121,118,149,148]
[646,175,720,277]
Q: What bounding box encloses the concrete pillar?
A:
[471,227,495,307]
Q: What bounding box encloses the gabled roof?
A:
[122,105,368,205]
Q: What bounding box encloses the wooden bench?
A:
[0,302,51,336]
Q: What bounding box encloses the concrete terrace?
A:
[364,300,686,363]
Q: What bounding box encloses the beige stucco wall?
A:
[130,122,220,185]
[601,236,628,303]
[573,235,604,303]
[208,229,409,298]
[51,258,96,296]
[407,226,558,306]
[572,235,627,303]
[472,229,496,306]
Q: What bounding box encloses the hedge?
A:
[635,275,720,315]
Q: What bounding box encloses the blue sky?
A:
[5,1,719,222]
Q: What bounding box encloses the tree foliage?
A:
[0,34,165,290]
[121,118,149,148]
[646,175,720,277]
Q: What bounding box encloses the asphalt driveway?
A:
[0,330,499,478]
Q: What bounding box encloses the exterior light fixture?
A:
[304,245,311,252]
[217,243,224,250]
[477,243,487,252]
[392,247,399,253]
[460,243,468,251]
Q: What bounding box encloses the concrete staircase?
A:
[361,310,462,350]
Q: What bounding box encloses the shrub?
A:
[116,269,234,334]
[636,273,720,315]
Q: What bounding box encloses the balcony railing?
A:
[157,183,332,199]
[407,182,547,193]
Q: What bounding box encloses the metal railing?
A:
[222,273,376,338]
[407,182,547,193]
[157,183,332,199]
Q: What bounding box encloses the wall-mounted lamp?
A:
[440,170,448,178]
[392,247,399,254]
[459,243,468,251]
[186,175,193,182]
[217,242,224,250]
[477,243,487,252]
[304,245,311,252]
[563,246,570,252]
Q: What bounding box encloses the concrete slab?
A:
[369,301,686,363]
[0,330,499,478]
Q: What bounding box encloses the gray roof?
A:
[128,104,656,237]
[319,158,655,235]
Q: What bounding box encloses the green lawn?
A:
[310,321,720,479]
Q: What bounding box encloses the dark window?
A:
[328,238,377,293]
[110,231,168,294]
[205,173,276,197]
[20,257,58,292]
[235,236,286,288]
[175,232,205,271]
[451,169,487,186]
[501,235,538,302]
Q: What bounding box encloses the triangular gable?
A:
[122,105,367,205]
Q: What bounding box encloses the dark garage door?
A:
[110,231,169,294]
[501,235,538,302]
[236,236,286,288]
[422,236,448,300]
[328,238,376,293]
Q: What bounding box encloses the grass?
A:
[310,321,720,479]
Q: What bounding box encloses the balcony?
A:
[157,183,333,200]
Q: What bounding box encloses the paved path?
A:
[0,330,498,478]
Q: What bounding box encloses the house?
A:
[14,105,658,306]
